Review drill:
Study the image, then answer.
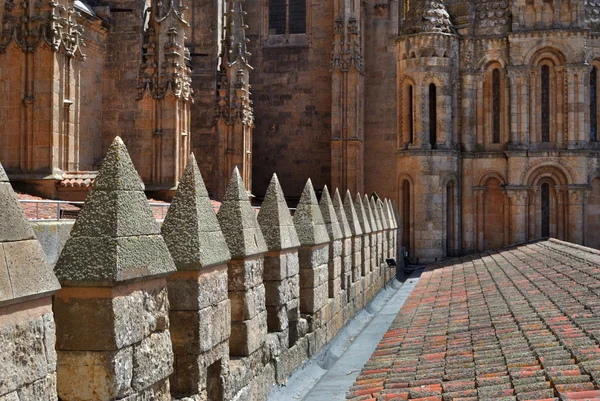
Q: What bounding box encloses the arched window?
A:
[592,66,597,142]
[541,182,550,237]
[541,65,550,142]
[269,0,306,35]
[492,68,501,144]
[408,85,414,144]
[429,83,437,148]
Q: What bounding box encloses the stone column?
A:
[217,168,268,357]
[567,187,587,245]
[161,153,232,400]
[293,179,330,350]
[257,174,303,347]
[334,188,353,304]
[507,187,529,246]
[54,137,176,401]
[319,186,343,300]
[0,162,61,400]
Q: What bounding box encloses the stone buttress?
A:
[53,137,176,401]
[217,167,268,357]
[0,161,61,400]
[161,153,232,400]
[319,186,343,300]
[344,190,364,314]
[257,174,303,347]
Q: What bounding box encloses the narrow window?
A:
[268,0,286,35]
[269,0,306,35]
[541,183,550,237]
[289,0,306,34]
[541,65,550,142]
[592,67,597,142]
[408,85,414,144]
[492,68,501,144]
[429,83,437,148]
[402,180,410,252]
[446,182,455,256]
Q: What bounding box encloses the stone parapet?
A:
[319,186,343,299]
[218,168,268,357]
[257,174,302,347]
[0,161,61,401]
[53,137,176,401]
[334,189,353,301]
[162,153,231,400]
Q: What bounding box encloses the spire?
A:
[257,174,300,251]
[319,186,343,241]
[162,154,231,270]
[333,189,351,238]
[377,199,389,230]
[364,195,378,232]
[0,161,60,306]
[354,193,372,234]
[385,199,397,230]
[344,191,363,237]
[402,0,453,34]
[218,167,267,258]
[54,137,176,287]
[293,179,330,246]
[222,0,252,68]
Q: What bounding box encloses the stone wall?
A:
[0,137,399,401]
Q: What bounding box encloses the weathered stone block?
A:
[229,284,266,321]
[57,348,133,401]
[298,244,329,268]
[171,299,231,354]
[300,282,328,314]
[54,282,169,351]
[230,311,268,356]
[299,264,328,288]
[266,305,289,332]
[131,331,173,392]
[167,267,228,311]
[227,257,264,291]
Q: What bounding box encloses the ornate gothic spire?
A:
[402,0,453,34]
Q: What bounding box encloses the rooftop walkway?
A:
[347,239,600,401]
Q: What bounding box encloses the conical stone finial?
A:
[257,174,300,251]
[354,193,372,234]
[0,161,60,306]
[371,198,383,231]
[386,199,397,229]
[319,186,342,241]
[344,191,363,237]
[333,189,351,238]
[218,167,268,258]
[293,179,330,246]
[367,195,381,232]
[162,154,231,270]
[0,162,8,182]
[402,0,453,34]
[377,199,389,230]
[54,137,176,287]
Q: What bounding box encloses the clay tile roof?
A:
[348,239,600,401]
[59,171,98,188]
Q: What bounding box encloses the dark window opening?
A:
[408,85,414,144]
[269,0,306,35]
[492,68,501,144]
[402,180,410,252]
[592,67,597,142]
[446,182,455,257]
[541,183,550,238]
[429,83,437,148]
[541,65,550,142]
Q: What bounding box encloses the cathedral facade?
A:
[4,0,600,262]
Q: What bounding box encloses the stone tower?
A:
[213,0,254,199]
[397,0,460,262]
